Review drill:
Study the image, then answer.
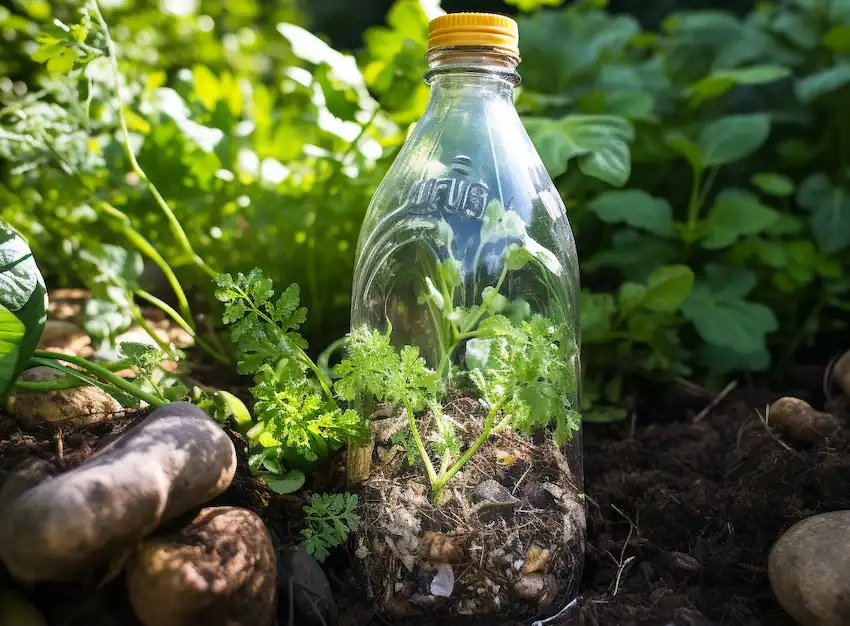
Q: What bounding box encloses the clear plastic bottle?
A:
[346,13,583,619]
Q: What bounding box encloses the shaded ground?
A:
[2,364,849,625]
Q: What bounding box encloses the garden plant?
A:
[0,0,849,624]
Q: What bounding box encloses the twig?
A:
[693,380,738,423]
[612,555,636,596]
[757,407,803,459]
[531,596,581,626]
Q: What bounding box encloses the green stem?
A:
[686,168,704,231]
[697,167,719,209]
[128,296,178,358]
[97,201,196,332]
[234,286,333,401]
[30,358,118,396]
[433,396,506,491]
[317,336,347,380]
[403,397,438,486]
[436,261,510,378]
[135,289,230,364]
[90,0,215,281]
[15,359,131,391]
[32,351,167,408]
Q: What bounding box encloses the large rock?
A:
[0,402,236,582]
[769,510,850,626]
[126,507,276,626]
[37,320,92,357]
[6,366,120,427]
[278,546,337,626]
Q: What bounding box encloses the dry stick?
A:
[531,596,581,626]
[757,407,804,459]
[693,380,739,423]
[612,555,637,596]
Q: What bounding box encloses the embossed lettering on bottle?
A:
[401,155,489,221]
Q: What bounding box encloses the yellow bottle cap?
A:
[427,12,519,59]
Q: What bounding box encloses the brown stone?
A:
[769,510,850,626]
[126,507,276,626]
[6,366,120,427]
[0,402,236,582]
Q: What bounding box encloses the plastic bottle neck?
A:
[424,47,521,90]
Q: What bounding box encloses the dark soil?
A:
[333,370,850,626]
[3,365,850,626]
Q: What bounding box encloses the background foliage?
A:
[2,0,849,419]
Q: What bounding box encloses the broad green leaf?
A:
[751,172,794,197]
[580,292,616,343]
[642,265,694,312]
[698,114,770,167]
[518,10,639,93]
[83,288,134,343]
[665,133,703,173]
[704,264,757,298]
[586,190,675,237]
[618,282,646,317]
[585,229,679,281]
[795,64,850,103]
[78,244,143,289]
[0,305,25,395]
[524,115,633,185]
[0,225,47,395]
[264,469,306,494]
[701,192,780,249]
[823,24,850,52]
[689,66,790,106]
[0,226,40,311]
[796,174,850,253]
[697,344,771,374]
[682,285,777,354]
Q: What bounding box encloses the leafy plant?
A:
[299,492,361,562]
[0,222,47,396]
[335,206,580,494]
[215,269,367,492]
[513,0,850,409]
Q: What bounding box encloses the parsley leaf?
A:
[300,493,361,563]
[334,324,440,411]
[468,314,581,445]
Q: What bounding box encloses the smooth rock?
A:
[6,366,121,426]
[769,510,850,626]
[278,546,337,626]
[38,320,92,356]
[126,507,276,626]
[471,479,519,506]
[769,397,841,442]
[0,402,236,582]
